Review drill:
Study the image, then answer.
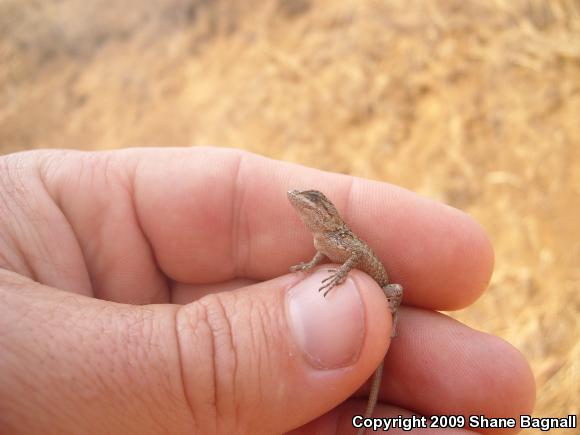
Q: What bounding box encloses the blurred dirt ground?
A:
[1,0,578,428]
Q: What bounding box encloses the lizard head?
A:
[287,189,344,233]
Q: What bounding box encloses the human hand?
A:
[0,147,534,434]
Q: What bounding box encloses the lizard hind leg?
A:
[383,284,403,338]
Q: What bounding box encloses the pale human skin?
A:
[0,147,534,434]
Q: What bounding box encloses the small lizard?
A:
[287,189,403,435]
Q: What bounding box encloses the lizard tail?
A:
[356,361,383,435]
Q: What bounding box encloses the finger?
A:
[11,150,169,303]
[359,307,535,433]
[129,147,493,309]
[44,147,492,309]
[0,265,392,434]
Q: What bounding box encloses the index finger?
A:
[134,147,493,310]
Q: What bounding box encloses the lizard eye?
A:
[288,189,324,205]
[303,191,324,202]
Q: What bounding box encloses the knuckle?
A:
[175,294,241,432]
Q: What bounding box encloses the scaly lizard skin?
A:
[287,189,403,435]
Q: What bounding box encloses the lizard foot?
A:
[290,262,313,272]
[319,272,347,297]
[320,270,338,282]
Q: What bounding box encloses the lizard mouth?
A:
[287,189,303,206]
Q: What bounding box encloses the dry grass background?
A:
[1,0,579,429]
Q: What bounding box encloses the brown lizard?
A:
[287,189,403,435]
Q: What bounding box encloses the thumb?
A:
[0,270,199,435]
[0,268,392,435]
[176,267,392,434]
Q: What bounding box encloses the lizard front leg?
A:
[290,251,326,273]
[319,252,361,296]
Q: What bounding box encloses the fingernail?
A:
[286,269,365,369]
